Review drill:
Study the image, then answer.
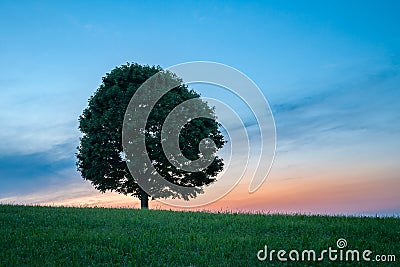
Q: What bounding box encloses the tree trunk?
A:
[140,188,149,209]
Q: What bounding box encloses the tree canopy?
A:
[77,63,225,208]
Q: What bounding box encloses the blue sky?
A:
[0,1,399,214]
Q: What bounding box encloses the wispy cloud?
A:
[0,144,78,196]
[272,61,400,153]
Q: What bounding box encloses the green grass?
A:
[0,205,398,266]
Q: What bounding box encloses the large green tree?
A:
[77,63,225,208]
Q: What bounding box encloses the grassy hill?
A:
[0,205,398,266]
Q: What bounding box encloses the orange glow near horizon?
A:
[28,169,399,216]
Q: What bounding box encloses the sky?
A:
[0,0,399,215]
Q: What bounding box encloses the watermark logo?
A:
[336,238,347,249]
[122,61,276,207]
[257,238,397,262]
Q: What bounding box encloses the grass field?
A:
[0,205,398,266]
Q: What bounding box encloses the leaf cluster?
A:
[77,63,225,200]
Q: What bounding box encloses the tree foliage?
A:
[77,63,225,207]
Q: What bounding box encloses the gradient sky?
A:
[0,1,399,215]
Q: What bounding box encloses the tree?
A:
[77,63,225,208]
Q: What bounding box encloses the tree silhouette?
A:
[77,63,225,208]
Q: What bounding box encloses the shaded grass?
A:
[0,205,398,266]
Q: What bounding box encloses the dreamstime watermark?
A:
[257,238,397,263]
[122,61,276,207]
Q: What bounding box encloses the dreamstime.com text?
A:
[257,238,396,263]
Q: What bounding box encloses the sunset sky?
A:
[0,1,399,216]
